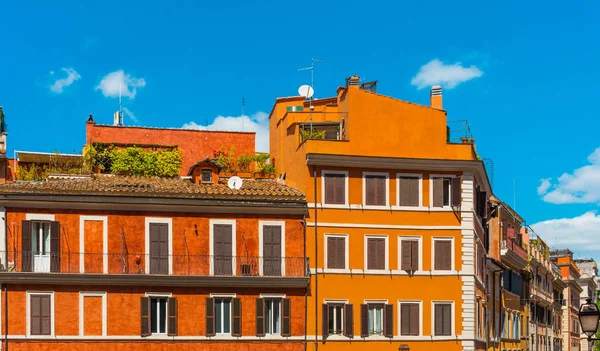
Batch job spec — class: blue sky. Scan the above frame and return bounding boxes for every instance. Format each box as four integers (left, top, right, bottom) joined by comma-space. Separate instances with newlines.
2, 1, 600, 259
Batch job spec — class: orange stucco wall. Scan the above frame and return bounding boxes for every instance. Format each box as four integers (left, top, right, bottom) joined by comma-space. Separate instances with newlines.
7, 342, 304, 351
85, 123, 256, 176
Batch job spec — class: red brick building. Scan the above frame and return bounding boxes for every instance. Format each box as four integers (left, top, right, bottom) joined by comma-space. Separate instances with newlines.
0, 169, 308, 350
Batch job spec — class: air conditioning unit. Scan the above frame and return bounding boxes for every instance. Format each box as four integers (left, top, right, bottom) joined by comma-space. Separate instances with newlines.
286, 106, 304, 112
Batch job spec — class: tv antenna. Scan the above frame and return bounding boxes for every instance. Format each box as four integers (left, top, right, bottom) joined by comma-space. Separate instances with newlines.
297, 58, 327, 99
297, 58, 326, 132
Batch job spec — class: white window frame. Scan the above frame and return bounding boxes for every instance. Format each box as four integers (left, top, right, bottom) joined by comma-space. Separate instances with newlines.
209, 219, 237, 276
431, 300, 455, 337
431, 237, 455, 272
79, 291, 107, 336
364, 299, 387, 336
26, 291, 55, 337
324, 234, 349, 273
258, 220, 286, 276
79, 216, 108, 274
325, 301, 346, 336
397, 236, 422, 272
363, 235, 389, 272
144, 217, 173, 275
428, 174, 457, 209
144, 292, 172, 336
362, 171, 389, 209
214, 297, 233, 335
264, 297, 282, 336
395, 173, 423, 209
397, 300, 423, 337
321, 170, 349, 207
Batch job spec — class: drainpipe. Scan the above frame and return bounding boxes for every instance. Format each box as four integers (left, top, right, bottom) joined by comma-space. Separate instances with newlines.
302, 213, 307, 351
313, 165, 318, 351
4, 283, 7, 351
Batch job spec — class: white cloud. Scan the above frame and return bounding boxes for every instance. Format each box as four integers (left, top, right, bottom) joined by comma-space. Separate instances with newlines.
182, 112, 268, 152
537, 178, 552, 196
531, 212, 600, 254
411, 59, 483, 89
542, 147, 600, 204
122, 107, 138, 123
49, 68, 81, 93
95, 70, 146, 99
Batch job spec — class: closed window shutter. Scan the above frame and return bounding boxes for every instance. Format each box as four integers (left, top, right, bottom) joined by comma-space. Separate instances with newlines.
443, 304, 451, 335
451, 177, 461, 207
409, 304, 419, 336
442, 241, 451, 270
401, 241, 412, 271
322, 304, 329, 339
408, 177, 419, 206
383, 304, 393, 338
367, 239, 376, 270
232, 298, 242, 337
255, 298, 265, 336
325, 175, 335, 204
282, 298, 291, 336
360, 304, 368, 338
434, 241, 443, 270
367, 176, 386, 206
334, 175, 345, 204
432, 178, 444, 207
400, 304, 410, 335
50, 221, 60, 273
205, 297, 215, 337
410, 241, 418, 270
344, 304, 354, 338
376, 238, 385, 270
167, 297, 178, 336
22, 220, 32, 272
376, 176, 386, 206
399, 177, 410, 206
367, 238, 385, 270
336, 238, 345, 269
366, 176, 375, 205
434, 304, 443, 335
40, 295, 51, 335
30, 295, 40, 335
140, 297, 150, 337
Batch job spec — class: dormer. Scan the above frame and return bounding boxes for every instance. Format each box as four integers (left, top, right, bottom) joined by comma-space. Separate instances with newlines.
187, 158, 222, 185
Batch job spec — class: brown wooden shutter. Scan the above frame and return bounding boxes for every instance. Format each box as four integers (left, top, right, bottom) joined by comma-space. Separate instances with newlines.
360, 304, 368, 338
400, 304, 409, 335
30, 295, 40, 335
451, 177, 461, 207
282, 298, 291, 336
344, 304, 354, 338
399, 177, 410, 206
327, 237, 336, 269
232, 298, 242, 337
433, 178, 444, 207
383, 304, 393, 338
443, 304, 451, 335
410, 241, 418, 271
376, 238, 385, 270
409, 304, 419, 336
167, 297, 178, 336
324, 174, 335, 204
366, 176, 375, 205
434, 304, 443, 335
22, 220, 32, 272
336, 237, 345, 269
367, 239, 376, 270
434, 241, 443, 270
322, 304, 329, 339
334, 175, 345, 204
140, 297, 150, 336
50, 221, 60, 273
40, 295, 51, 335
408, 177, 419, 206
442, 241, 451, 270
376, 176, 386, 206
205, 297, 215, 336
401, 241, 412, 271
255, 298, 265, 336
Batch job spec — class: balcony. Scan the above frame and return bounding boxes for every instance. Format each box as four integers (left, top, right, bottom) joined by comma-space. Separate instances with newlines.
296, 112, 349, 144
0, 252, 309, 288
501, 238, 528, 269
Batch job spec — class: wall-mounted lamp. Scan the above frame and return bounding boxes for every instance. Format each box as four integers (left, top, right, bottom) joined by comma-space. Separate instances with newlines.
398, 344, 410, 351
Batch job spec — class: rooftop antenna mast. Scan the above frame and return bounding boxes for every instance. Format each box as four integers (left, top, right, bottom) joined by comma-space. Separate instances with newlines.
297, 58, 326, 132
241, 97, 245, 132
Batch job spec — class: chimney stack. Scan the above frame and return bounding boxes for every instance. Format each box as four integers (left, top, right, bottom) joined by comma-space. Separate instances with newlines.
347, 75, 360, 87
430, 85, 443, 109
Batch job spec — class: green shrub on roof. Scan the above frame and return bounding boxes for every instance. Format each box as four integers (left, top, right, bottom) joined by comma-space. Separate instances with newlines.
109, 147, 182, 177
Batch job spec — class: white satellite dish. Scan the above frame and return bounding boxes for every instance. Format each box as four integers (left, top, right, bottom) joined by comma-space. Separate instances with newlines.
298, 85, 314, 99
228, 176, 243, 190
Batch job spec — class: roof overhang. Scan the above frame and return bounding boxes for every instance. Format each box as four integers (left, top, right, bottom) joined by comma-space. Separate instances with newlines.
306, 153, 492, 193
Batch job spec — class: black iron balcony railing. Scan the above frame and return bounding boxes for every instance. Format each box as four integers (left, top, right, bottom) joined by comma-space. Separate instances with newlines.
0, 251, 309, 278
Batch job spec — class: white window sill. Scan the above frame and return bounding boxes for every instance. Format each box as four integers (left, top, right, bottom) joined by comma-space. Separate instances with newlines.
323, 268, 350, 274
362, 205, 389, 210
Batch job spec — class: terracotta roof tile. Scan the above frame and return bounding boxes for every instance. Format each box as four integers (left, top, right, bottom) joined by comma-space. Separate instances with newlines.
0, 175, 305, 202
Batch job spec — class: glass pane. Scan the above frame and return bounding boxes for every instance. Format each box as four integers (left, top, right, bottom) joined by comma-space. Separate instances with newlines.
215, 299, 223, 333
150, 298, 158, 333
368, 306, 374, 334
223, 300, 231, 333
32, 222, 39, 253
273, 300, 280, 334
335, 306, 343, 334
328, 305, 335, 333
265, 300, 272, 334
159, 298, 167, 334
43, 223, 50, 254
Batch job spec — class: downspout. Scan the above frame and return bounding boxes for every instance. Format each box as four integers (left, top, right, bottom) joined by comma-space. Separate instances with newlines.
313, 165, 318, 351
4, 283, 7, 351
303, 213, 307, 351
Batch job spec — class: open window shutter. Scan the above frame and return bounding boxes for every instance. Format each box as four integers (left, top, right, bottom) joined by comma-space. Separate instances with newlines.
167, 297, 178, 336
481, 191, 488, 218
334, 175, 345, 204
50, 221, 60, 273
410, 304, 419, 336
411, 241, 418, 271
432, 178, 443, 207
451, 177, 461, 207
205, 297, 215, 337
21, 220, 32, 272
322, 304, 329, 339
401, 241, 411, 271
399, 177, 410, 206
383, 304, 393, 338
255, 298, 265, 336
140, 297, 150, 337
282, 298, 291, 336
400, 304, 409, 335
324, 175, 334, 204
344, 304, 354, 338
232, 298, 242, 337
408, 177, 419, 206
434, 304, 442, 335
360, 304, 368, 338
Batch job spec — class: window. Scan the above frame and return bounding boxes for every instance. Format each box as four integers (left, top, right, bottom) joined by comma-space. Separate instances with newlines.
363, 172, 388, 206
22, 221, 60, 273
433, 239, 452, 271
150, 298, 168, 334
431, 176, 460, 208
201, 169, 212, 183
397, 175, 420, 207
434, 303, 452, 336
215, 298, 231, 334
329, 304, 343, 334
141, 296, 177, 337
368, 304, 383, 335
326, 235, 347, 270
399, 302, 419, 336
322, 302, 354, 339
265, 299, 281, 334
360, 303, 393, 338
29, 293, 52, 335
400, 238, 419, 271
323, 171, 347, 205
256, 297, 291, 337
211, 220, 236, 276
365, 236, 387, 271
206, 297, 241, 336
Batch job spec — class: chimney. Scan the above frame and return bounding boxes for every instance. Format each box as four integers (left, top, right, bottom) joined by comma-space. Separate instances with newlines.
346, 75, 360, 87
113, 111, 124, 126
430, 85, 443, 109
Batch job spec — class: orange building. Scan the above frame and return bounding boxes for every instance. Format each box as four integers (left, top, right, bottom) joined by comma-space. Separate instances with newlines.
551, 249, 582, 351
0, 163, 309, 350
269, 77, 492, 351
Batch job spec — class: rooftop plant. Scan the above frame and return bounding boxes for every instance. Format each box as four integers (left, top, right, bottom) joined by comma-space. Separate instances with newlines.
85, 143, 182, 177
